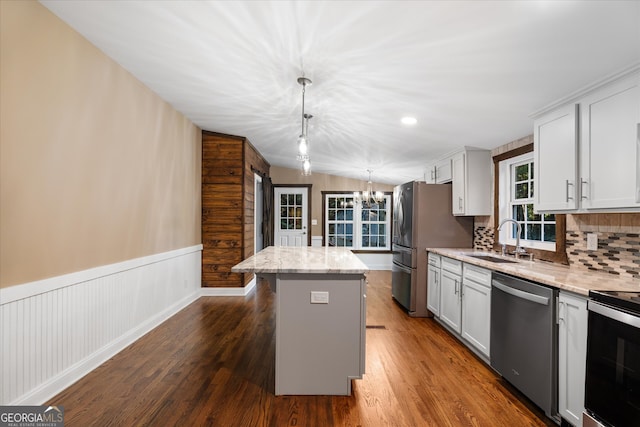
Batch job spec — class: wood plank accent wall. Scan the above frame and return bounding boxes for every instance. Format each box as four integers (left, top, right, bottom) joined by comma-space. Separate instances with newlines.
202, 131, 270, 287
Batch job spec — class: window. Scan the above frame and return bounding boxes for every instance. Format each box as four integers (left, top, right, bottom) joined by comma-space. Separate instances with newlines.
279, 193, 304, 230
501, 158, 556, 249
498, 152, 556, 251
326, 195, 355, 247
493, 144, 568, 264
324, 193, 391, 250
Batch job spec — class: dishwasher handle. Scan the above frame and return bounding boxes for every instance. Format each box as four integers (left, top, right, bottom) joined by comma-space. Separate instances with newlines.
492, 280, 549, 306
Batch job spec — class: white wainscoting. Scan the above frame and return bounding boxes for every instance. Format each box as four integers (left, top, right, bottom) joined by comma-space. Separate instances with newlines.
0, 245, 202, 405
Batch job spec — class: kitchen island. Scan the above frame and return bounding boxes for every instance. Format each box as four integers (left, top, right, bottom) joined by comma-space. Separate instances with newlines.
232, 246, 369, 395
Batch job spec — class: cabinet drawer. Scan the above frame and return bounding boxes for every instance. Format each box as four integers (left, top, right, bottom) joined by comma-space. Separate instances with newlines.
428, 252, 441, 268
441, 256, 462, 275
463, 263, 491, 288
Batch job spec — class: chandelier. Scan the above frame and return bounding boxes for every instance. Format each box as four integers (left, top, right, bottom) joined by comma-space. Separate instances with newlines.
355, 170, 384, 206
296, 76, 312, 176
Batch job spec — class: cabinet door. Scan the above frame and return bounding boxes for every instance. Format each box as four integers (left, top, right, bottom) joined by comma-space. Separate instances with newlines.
558, 292, 588, 427
424, 163, 436, 183
435, 158, 452, 183
580, 73, 640, 210
461, 280, 491, 358
427, 263, 440, 316
439, 269, 461, 333
534, 104, 578, 212
451, 153, 466, 215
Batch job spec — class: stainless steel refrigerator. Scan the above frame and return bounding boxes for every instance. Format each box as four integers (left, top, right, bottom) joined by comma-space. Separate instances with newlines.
391, 181, 473, 317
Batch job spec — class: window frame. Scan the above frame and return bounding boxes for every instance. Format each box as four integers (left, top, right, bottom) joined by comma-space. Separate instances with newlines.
498, 152, 556, 251
322, 191, 393, 252
493, 143, 568, 264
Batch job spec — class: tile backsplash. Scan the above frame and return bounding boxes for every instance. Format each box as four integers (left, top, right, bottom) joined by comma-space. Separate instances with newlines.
566, 231, 640, 279
473, 214, 640, 280
473, 226, 494, 252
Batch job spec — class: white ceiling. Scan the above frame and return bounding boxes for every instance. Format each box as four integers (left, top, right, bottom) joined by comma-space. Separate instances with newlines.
41, 0, 640, 185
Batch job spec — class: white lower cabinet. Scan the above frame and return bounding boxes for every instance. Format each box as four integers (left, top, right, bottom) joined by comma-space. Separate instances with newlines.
437, 258, 491, 360
461, 264, 492, 359
558, 291, 588, 427
439, 257, 462, 333
427, 253, 441, 316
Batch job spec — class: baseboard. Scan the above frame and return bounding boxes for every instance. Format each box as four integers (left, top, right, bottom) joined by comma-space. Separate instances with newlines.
200, 276, 257, 296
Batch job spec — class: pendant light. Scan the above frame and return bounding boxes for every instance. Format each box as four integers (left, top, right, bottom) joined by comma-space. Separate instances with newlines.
296, 76, 312, 175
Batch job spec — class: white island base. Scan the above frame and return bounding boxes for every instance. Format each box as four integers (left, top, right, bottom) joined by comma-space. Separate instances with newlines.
232, 247, 368, 396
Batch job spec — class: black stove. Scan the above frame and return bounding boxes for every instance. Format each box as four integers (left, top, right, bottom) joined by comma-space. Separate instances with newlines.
589, 289, 640, 316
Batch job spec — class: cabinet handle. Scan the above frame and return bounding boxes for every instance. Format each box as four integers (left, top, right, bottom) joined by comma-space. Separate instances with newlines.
431, 168, 436, 181
565, 180, 574, 202
458, 197, 463, 210
557, 301, 565, 324
580, 179, 588, 200
454, 280, 458, 295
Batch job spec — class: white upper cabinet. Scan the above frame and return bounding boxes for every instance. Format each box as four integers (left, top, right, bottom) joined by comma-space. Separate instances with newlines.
435, 158, 452, 183
533, 65, 640, 213
534, 104, 578, 211
424, 162, 436, 183
452, 148, 492, 216
424, 158, 452, 184
580, 73, 640, 210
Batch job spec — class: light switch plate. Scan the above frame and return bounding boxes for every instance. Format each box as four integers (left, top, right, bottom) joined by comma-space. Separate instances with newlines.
310, 291, 329, 304
587, 233, 598, 251
311, 219, 318, 226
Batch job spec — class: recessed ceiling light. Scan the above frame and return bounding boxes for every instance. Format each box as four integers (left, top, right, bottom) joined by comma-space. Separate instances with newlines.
401, 117, 417, 125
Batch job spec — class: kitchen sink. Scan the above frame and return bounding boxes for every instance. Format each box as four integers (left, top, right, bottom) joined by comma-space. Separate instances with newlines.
467, 254, 518, 264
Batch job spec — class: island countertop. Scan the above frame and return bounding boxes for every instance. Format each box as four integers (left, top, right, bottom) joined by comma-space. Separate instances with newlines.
231, 246, 369, 274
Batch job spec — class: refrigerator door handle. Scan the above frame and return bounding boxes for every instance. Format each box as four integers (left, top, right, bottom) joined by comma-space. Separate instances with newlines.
392, 261, 413, 275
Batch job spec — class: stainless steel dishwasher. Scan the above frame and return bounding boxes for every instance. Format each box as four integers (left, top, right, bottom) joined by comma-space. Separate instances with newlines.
491, 272, 558, 421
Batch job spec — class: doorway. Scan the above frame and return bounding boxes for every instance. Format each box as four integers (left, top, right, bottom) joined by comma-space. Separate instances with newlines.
274, 186, 310, 246
254, 173, 264, 252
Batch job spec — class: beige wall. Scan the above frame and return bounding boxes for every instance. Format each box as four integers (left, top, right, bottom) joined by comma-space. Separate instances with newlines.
270, 166, 394, 237
0, 2, 201, 288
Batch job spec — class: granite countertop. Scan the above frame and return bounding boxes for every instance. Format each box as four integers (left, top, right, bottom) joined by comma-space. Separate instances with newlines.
232, 246, 369, 274
428, 248, 639, 296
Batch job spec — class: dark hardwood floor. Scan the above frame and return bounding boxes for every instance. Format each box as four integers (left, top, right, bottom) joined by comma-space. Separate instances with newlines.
49, 271, 556, 426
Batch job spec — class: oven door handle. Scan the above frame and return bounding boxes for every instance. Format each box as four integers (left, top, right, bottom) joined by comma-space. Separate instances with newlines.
492, 280, 549, 306
588, 300, 640, 328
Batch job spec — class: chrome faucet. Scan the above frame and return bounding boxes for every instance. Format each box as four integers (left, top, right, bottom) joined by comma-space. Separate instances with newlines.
497, 218, 527, 258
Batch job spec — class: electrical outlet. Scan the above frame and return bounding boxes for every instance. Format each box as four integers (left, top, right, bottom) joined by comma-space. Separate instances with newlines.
310, 291, 329, 304
587, 233, 598, 251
